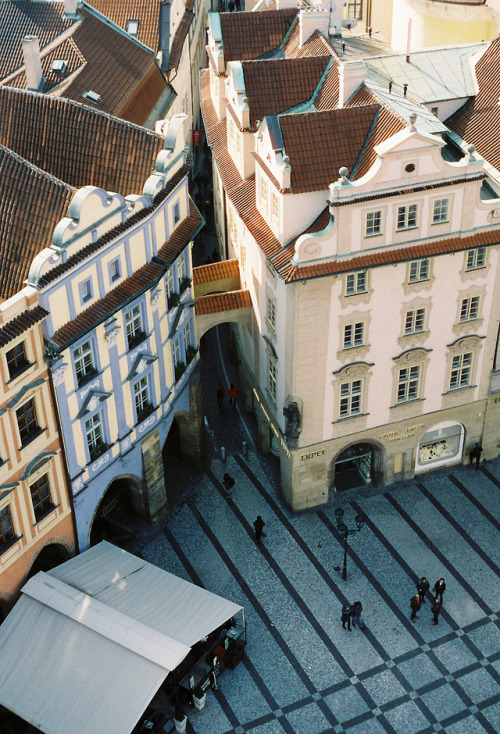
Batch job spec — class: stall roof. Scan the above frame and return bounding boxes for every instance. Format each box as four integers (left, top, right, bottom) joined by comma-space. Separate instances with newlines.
0, 542, 243, 734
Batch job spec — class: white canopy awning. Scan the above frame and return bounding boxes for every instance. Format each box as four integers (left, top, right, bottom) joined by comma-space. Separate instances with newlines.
0, 542, 243, 734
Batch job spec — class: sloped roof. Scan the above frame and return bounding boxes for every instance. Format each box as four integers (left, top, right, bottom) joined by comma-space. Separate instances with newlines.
446, 37, 500, 172
220, 8, 297, 62
195, 289, 252, 315
193, 258, 240, 285
86, 0, 161, 50
168, 3, 194, 73
0, 305, 49, 347
283, 23, 336, 60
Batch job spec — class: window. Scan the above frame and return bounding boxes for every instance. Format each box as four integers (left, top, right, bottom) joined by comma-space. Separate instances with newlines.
16, 399, 39, 445
344, 322, 364, 348
268, 357, 277, 403
405, 308, 425, 334
466, 248, 486, 270
409, 259, 429, 283
340, 380, 362, 418
266, 295, 276, 331
460, 296, 479, 322
173, 201, 180, 225
30, 474, 53, 522
431, 106, 439, 117
80, 278, 93, 304
0, 506, 15, 551
397, 365, 420, 403
182, 321, 191, 350
125, 305, 145, 349
166, 269, 174, 300
348, 0, 362, 19
433, 199, 449, 223
109, 258, 121, 282
85, 412, 104, 458
365, 211, 381, 236
134, 376, 151, 421
178, 256, 186, 283
172, 338, 182, 367
271, 192, 279, 223
449, 352, 472, 390
126, 19, 139, 36
73, 340, 95, 386
397, 204, 417, 230
346, 271, 367, 295
260, 175, 268, 211
6, 342, 29, 380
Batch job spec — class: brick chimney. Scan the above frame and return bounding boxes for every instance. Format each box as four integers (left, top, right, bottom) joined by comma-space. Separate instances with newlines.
299, 9, 330, 48
21, 36, 43, 92
338, 59, 367, 107
63, 0, 79, 17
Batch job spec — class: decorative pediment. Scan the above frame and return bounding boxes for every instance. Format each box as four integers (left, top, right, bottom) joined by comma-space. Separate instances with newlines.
7, 378, 45, 410
447, 335, 485, 353
0, 483, 18, 501
333, 361, 374, 377
393, 347, 432, 364
77, 389, 110, 419
168, 305, 185, 338
20, 451, 56, 481
127, 353, 157, 380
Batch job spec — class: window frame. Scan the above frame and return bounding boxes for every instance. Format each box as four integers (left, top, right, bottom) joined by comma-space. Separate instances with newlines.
173, 201, 181, 225
365, 210, 381, 237
16, 398, 40, 446
397, 365, 420, 403
408, 259, 430, 283
345, 271, 367, 296
404, 308, 425, 334
126, 19, 139, 37
6, 341, 30, 380
343, 322, 364, 348
85, 411, 105, 459
459, 296, 480, 322
108, 258, 121, 283
339, 379, 362, 418
79, 278, 93, 305
449, 352, 473, 390
0, 505, 16, 552
29, 473, 54, 523
397, 203, 418, 230
73, 339, 96, 386
125, 304, 145, 350
466, 247, 486, 271
432, 198, 449, 224
268, 356, 277, 404
266, 294, 276, 331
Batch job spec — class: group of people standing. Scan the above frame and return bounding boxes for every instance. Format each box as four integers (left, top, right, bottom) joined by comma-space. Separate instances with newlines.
411, 577, 446, 625
341, 601, 365, 631
215, 382, 238, 410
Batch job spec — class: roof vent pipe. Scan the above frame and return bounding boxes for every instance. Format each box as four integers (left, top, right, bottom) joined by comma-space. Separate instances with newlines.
64, 0, 79, 17
403, 83, 408, 97
406, 18, 412, 63
21, 36, 43, 91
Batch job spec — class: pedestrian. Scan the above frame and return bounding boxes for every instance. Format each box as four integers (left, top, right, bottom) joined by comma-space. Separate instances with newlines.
341, 603, 352, 631
235, 0, 241, 9
215, 383, 225, 409
228, 0, 235, 10
431, 596, 442, 625
416, 576, 430, 604
253, 515, 265, 543
469, 442, 483, 470
410, 592, 421, 621
223, 472, 235, 498
433, 578, 446, 601
351, 600, 365, 630
228, 384, 238, 409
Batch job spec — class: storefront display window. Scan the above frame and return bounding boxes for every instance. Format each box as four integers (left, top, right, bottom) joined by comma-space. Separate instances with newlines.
415, 422, 464, 472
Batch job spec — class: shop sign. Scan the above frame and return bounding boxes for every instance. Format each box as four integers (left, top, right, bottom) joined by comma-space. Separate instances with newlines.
192, 130, 202, 147
252, 387, 290, 457
379, 423, 425, 443
301, 450, 325, 461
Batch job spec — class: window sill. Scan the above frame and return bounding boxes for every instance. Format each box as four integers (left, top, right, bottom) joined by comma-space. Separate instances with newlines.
390, 398, 424, 409
127, 332, 148, 351
20, 426, 45, 449
33, 504, 58, 526
364, 232, 383, 239
396, 225, 418, 233
443, 385, 475, 395
335, 412, 368, 423
7, 361, 33, 383
431, 220, 449, 226
77, 370, 100, 388
0, 535, 22, 557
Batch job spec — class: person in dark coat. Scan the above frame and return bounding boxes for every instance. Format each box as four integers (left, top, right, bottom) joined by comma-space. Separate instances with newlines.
470, 442, 483, 470
351, 601, 365, 630
417, 576, 430, 604
341, 603, 352, 630
223, 473, 235, 498
410, 592, 421, 621
433, 578, 446, 601
431, 596, 442, 625
228, 384, 238, 409
215, 383, 225, 408
253, 516, 265, 543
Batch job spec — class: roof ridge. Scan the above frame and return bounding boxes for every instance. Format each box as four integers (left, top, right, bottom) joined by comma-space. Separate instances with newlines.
0, 141, 75, 193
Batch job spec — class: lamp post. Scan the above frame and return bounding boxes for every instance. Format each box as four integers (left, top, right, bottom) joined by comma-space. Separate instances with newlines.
334, 507, 365, 581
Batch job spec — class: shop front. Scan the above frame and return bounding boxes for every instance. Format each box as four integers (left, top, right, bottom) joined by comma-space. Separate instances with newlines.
334, 442, 377, 491
415, 421, 464, 473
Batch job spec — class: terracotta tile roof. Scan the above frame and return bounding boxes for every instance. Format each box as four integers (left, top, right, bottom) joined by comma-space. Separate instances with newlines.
282, 24, 336, 60
51, 261, 165, 347
168, 5, 194, 73
118, 64, 170, 126
0, 87, 165, 195
279, 105, 379, 193
252, 151, 290, 193
195, 289, 252, 315
219, 9, 298, 62
156, 200, 203, 263
0, 306, 49, 348
3, 7, 167, 121
231, 176, 283, 259
446, 37, 500, 172
0, 143, 74, 300
283, 226, 500, 283
86, 0, 161, 50
314, 57, 341, 110
271, 206, 331, 271
0, 1, 76, 80
241, 56, 330, 129
193, 258, 240, 285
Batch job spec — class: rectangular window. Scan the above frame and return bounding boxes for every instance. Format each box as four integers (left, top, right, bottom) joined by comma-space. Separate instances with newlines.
178, 256, 186, 283
260, 175, 268, 212
365, 211, 381, 236
85, 412, 104, 456
348, 0, 362, 19
73, 340, 95, 386
344, 322, 364, 348
433, 199, 449, 223
268, 357, 277, 403
460, 296, 479, 322
397, 204, 418, 230
266, 295, 276, 330
346, 271, 367, 295
449, 352, 472, 389
173, 201, 181, 225
30, 474, 53, 522
272, 192, 279, 223
409, 259, 429, 283
125, 305, 144, 349
126, 19, 139, 36
16, 399, 39, 445
6, 342, 29, 380
172, 338, 182, 367
0, 505, 15, 550
466, 247, 486, 270
397, 365, 420, 403
166, 269, 174, 300
405, 308, 425, 334
134, 376, 151, 418
182, 321, 191, 350
80, 278, 93, 304
340, 380, 362, 418
109, 258, 121, 282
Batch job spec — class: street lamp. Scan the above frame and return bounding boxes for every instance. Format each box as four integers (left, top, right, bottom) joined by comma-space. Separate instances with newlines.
334, 507, 365, 581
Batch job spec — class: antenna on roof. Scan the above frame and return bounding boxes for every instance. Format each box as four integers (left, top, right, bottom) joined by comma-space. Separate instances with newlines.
406, 18, 412, 63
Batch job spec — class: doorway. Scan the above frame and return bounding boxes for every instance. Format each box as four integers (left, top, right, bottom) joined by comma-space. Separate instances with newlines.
334, 442, 376, 491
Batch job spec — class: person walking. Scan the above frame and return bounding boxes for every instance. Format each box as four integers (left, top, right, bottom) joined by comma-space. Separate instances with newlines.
223, 473, 235, 498
417, 576, 430, 604
410, 592, 421, 622
341, 603, 352, 631
431, 596, 442, 625
469, 442, 483, 470
433, 578, 446, 601
253, 516, 265, 544
228, 384, 238, 409
215, 383, 225, 409
351, 601, 365, 630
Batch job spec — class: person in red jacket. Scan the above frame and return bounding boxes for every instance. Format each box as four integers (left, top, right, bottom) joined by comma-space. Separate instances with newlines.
410, 592, 421, 621
228, 384, 238, 409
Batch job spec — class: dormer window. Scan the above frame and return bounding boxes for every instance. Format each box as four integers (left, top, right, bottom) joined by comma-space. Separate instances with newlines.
50, 59, 67, 74
83, 90, 101, 104
126, 20, 139, 37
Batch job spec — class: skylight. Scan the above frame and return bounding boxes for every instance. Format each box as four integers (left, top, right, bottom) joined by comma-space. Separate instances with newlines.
126, 20, 139, 37
50, 59, 67, 74
83, 90, 101, 104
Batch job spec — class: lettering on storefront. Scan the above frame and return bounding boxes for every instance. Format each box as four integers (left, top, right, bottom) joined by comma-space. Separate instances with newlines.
495, 397, 500, 403
252, 388, 290, 458
379, 424, 425, 442
301, 450, 326, 461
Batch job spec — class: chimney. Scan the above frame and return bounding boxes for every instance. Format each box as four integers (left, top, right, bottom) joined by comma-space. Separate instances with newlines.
299, 8, 330, 48
21, 36, 43, 92
158, 0, 171, 73
63, 0, 79, 18
338, 59, 366, 107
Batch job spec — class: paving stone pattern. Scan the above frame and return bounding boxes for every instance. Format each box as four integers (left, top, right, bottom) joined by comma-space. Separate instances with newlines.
140, 443, 500, 734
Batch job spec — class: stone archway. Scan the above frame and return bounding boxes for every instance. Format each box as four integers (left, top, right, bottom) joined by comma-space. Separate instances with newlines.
332, 441, 383, 492
27, 541, 72, 580
89, 475, 143, 547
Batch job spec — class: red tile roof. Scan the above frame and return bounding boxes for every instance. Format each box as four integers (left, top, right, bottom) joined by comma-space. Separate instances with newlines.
195, 289, 252, 315
156, 200, 203, 263
168, 5, 194, 74
282, 23, 336, 60
86, 0, 162, 50
0, 306, 49, 348
219, 9, 298, 62
193, 259, 240, 285
446, 37, 500, 173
